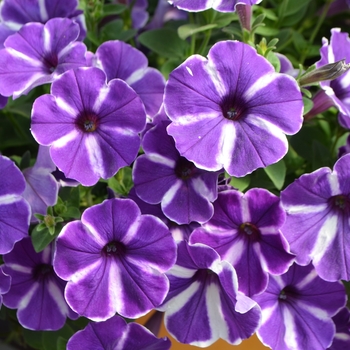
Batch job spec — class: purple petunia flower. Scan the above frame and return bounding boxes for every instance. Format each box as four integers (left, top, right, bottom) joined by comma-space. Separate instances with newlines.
53, 198, 176, 321
0, 155, 30, 254
281, 153, 350, 281
133, 119, 219, 224
67, 314, 171, 350
254, 263, 347, 350
0, 266, 11, 309
168, 0, 263, 13
2, 237, 77, 330
159, 241, 261, 346
316, 28, 350, 129
129, 187, 200, 242
94, 40, 165, 118
164, 40, 303, 177
23, 146, 59, 223
329, 307, 350, 350
0, 0, 86, 46
0, 18, 87, 99
31, 67, 146, 186
190, 188, 295, 296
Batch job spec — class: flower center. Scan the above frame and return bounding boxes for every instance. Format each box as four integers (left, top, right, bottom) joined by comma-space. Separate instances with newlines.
329, 194, 350, 213
220, 95, 245, 121
43, 52, 59, 73
175, 157, 196, 180
239, 222, 260, 241
102, 241, 126, 257
278, 285, 299, 302
32, 263, 53, 281
76, 111, 100, 132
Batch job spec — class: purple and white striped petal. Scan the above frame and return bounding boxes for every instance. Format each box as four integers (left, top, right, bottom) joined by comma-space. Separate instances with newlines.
31, 67, 146, 186
2, 237, 77, 330
94, 40, 165, 117
190, 188, 294, 296
160, 241, 261, 346
254, 263, 346, 350
329, 307, 350, 350
133, 120, 219, 224
281, 153, 350, 281
0, 155, 30, 254
67, 315, 171, 350
165, 40, 303, 177
168, 0, 263, 13
0, 0, 86, 42
0, 18, 86, 98
54, 198, 176, 321
23, 146, 59, 223
0, 267, 11, 308
317, 28, 350, 129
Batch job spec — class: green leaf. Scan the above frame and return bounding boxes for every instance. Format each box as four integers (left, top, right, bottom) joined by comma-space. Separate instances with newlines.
31, 223, 61, 252
177, 23, 217, 40
263, 159, 286, 190
100, 19, 123, 41
61, 206, 81, 219
266, 51, 280, 72
42, 324, 74, 350
108, 166, 133, 196
23, 329, 44, 350
229, 175, 251, 192
59, 187, 80, 208
302, 96, 314, 115
280, 0, 312, 17
214, 12, 238, 27
138, 29, 188, 59
254, 26, 279, 37
101, 3, 127, 17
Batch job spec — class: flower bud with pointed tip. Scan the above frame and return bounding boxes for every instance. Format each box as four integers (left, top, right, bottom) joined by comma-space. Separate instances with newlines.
299, 59, 350, 86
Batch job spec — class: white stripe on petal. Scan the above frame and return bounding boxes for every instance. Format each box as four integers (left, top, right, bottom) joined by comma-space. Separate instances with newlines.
328, 173, 340, 196
205, 283, 229, 343
295, 268, 318, 290
55, 97, 78, 116
223, 237, 244, 265
327, 40, 335, 64
82, 223, 108, 247
297, 301, 329, 319
339, 71, 350, 90
18, 282, 38, 309
43, 26, 51, 52
0, 194, 23, 205
191, 177, 212, 200
108, 261, 123, 310
126, 68, 146, 85
93, 86, 109, 112
241, 195, 250, 223
85, 135, 103, 173
282, 305, 298, 350
70, 258, 102, 283
312, 214, 338, 264
334, 333, 350, 341
5, 263, 31, 274
261, 304, 278, 323
221, 121, 236, 168
53, 129, 80, 148
162, 181, 182, 207
247, 115, 287, 142
205, 61, 227, 98
47, 280, 69, 316
271, 275, 285, 290
123, 219, 140, 246
165, 281, 201, 317
146, 153, 175, 168
38, 0, 48, 21
243, 74, 277, 101
6, 48, 42, 66
283, 203, 328, 214
168, 264, 196, 279
259, 226, 279, 234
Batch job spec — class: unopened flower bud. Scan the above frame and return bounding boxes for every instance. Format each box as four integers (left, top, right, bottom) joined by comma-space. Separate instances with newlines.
299, 59, 350, 86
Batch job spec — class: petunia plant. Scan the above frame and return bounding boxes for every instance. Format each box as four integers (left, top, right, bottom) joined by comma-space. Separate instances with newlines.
2, 0, 350, 349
